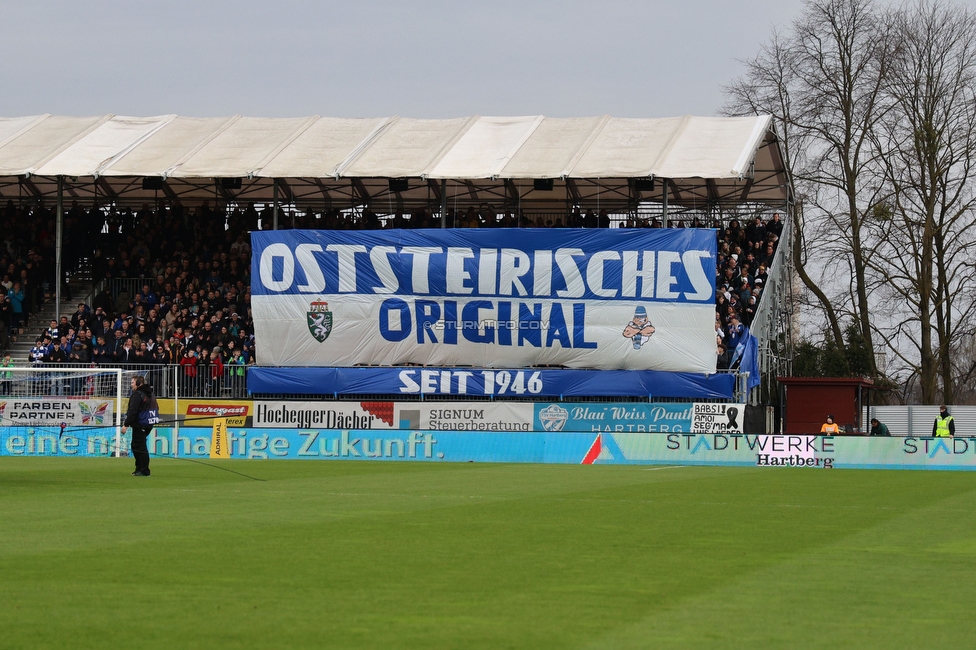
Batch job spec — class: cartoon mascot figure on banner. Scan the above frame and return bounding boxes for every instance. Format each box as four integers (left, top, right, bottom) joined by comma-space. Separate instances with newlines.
622, 306, 655, 350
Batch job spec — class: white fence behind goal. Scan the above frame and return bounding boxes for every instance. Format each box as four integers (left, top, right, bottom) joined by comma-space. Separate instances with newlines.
0, 366, 126, 457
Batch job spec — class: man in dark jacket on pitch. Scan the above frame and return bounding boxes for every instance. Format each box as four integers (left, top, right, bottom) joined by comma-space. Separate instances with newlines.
121, 376, 159, 477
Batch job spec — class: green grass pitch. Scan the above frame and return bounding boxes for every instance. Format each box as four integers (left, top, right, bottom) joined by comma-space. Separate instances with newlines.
2, 458, 975, 649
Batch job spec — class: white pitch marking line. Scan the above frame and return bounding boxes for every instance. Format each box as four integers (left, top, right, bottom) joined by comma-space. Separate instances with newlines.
642, 466, 682, 471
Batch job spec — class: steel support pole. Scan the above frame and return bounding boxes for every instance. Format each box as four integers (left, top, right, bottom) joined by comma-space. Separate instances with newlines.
440, 179, 447, 228
661, 177, 668, 222
273, 179, 279, 230
55, 176, 63, 318
173, 364, 179, 454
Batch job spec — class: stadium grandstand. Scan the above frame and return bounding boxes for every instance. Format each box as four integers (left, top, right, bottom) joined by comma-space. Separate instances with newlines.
0, 114, 791, 412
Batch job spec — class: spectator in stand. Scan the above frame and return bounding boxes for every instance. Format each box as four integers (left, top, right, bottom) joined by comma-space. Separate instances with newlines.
57, 316, 71, 339
70, 303, 90, 330
7, 281, 24, 329
141, 284, 158, 309
18, 268, 34, 324
69, 331, 92, 365
209, 347, 224, 396
745, 215, 767, 247
0, 351, 12, 394
228, 348, 245, 395
716, 343, 732, 370
180, 348, 198, 391
158, 339, 178, 365
133, 341, 150, 363
115, 338, 137, 364
727, 316, 745, 351
93, 335, 112, 365
169, 336, 184, 361
0, 295, 11, 342
754, 264, 769, 287
29, 338, 46, 364
45, 339, 67, 364
742, 295, 757, 327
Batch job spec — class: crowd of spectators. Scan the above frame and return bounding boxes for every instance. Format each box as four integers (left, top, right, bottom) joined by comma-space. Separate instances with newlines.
2, 198, 783, 383
0, 200, 61, 348
17, 200, 254, 395
714, 212, 784, 370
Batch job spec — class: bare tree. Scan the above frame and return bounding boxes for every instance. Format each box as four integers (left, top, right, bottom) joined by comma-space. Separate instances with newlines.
872, 1, 976, 403
727, 0, 976, 404
725, 0, 891, 377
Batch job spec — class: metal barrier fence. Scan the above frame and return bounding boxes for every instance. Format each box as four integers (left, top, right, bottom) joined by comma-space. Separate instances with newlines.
11, 362, 247, 400
8, 362, 745, 403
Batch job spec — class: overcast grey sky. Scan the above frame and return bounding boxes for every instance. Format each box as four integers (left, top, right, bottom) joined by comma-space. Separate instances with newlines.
0, 0, 961, 119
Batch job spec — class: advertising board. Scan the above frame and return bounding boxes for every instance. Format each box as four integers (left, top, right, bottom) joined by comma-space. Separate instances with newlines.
156, 399, 253, 427
4, 426, 976, 471
253, 401, 395, 429
533, 402, 745, 433
0, 397, 115, 427
253, 400, 532, 431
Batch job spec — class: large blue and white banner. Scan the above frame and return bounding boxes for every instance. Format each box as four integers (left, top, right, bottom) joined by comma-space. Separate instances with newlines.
251, 229, 717, 372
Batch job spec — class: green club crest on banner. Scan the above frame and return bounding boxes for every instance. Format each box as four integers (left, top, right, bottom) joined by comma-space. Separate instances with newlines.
307, 301, 333, 342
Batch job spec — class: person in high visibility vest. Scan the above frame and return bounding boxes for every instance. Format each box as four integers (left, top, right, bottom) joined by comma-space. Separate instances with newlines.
933, 405, 955, 437
821, 414, 842, 435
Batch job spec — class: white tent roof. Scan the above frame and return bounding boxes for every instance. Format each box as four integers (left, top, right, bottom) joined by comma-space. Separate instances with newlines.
0, 114, 789, 207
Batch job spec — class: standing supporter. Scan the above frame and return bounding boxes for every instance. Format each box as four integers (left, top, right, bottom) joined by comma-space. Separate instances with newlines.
716, 344, 732, 370
745, 216, 767, 247
69, 331, 92, 365
70, 302, 90, 330
228, 348, 245, 396
158, 340, 178, 365
198, 321, 215, 349
29, 338, 46, 364
141, 284, 158, 309
7, 281, 24, 329
92, 336, 112, 365
115, 338, 137, 364
0, 351, 12, 394
727, 317, 745, 351
180, 349, 199, 393
0, 295, 11, 344
92, 286, 114, 316
57, 316, 71, 339
209, 347, 224, 396
133, 341, 150, 363
197, 347, 212, 396
45, 339, 67, 364
18, 269, 33, 324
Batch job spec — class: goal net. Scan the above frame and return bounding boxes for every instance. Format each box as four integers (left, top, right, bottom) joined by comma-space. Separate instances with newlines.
0, 366, 127, 457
